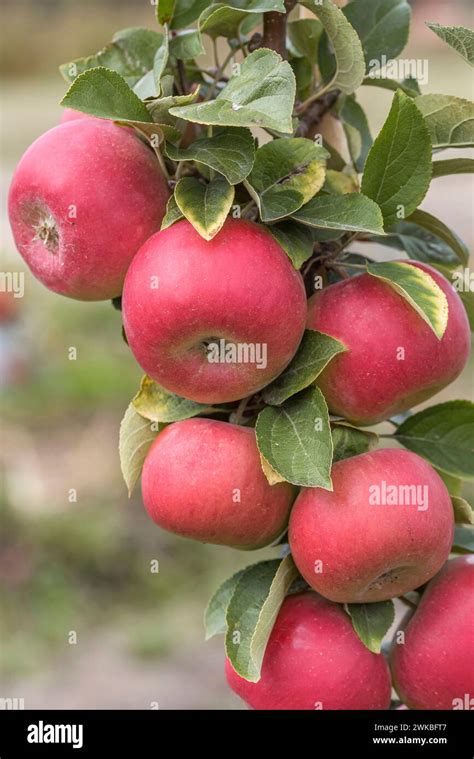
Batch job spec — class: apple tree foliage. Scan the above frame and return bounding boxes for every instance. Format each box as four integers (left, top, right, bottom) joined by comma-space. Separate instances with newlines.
59, 0, 474, 685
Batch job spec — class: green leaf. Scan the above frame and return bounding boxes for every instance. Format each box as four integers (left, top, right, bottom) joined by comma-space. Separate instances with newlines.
361, 75, 421, 98
225, 556, 298, 682
432, 158, 474, 179
452, 525, 474, 553
344, 0, 411, 68
452, 496, 474, 525
332, 424, 378, 462
175, 175, 234, 240
262, 330, 346, 406
133, 70, 158, 100
245, 139, 328, 222
347, 600, 395, 654
406, 209, 469, 266
170, 0, 210, 30
307, 0, 366, 95
290, 56, 313, 100
157, 0, 176, 25
204, 568, 246, 640
161, 194, 185, 230
256, 386, 333, 488
199, 1, 284, 39
339, 95, 372, 172
60, 67, 152, 123
287, 18, 323, 63
166, 127, 255, 184
361, 90, 432, 226
395, 401, 474, 480
415, 95, 474, 149
292, 192, 385, 234
368, 210, 469, 268
169, 48, 296, 134
366, 260, 448, 339
426, 23, 474, 66
132, 375, 211, 422
458, 288, 474, 332
154, 35, 169, 93
323, 169, 358, 194
119, 403, 160, 497
59, 27, 164, 87
148, 90, 200, 136
169, 29, 205, 60
267, 221, 315, 269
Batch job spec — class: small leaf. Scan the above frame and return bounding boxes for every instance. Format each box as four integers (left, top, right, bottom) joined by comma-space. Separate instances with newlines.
119, 403, 160, 497
452, 496, 474, 525
59, 27, 164, 86
407, 209, 469, 266
132, 375, 211, 422
225, 556, 298, 682
161, 194, 184, 230
361, 76, 421, 98
432, 158, 474, 178
415, 95, 474, 149
170, 0, 210, 30
204, 568, 246, 640
292, 192, 385, 234
174, 175, 234, 240
452, 525, 474, 553
395, 401, 474, 480
426, 23, 474, 66
361, 90, 432, 226
287, 18, 323, 63
246, 139, 328, 222
262, 330, 346, 406
169, 29, 205, 60
344, 0, 411, 68
323, 170, 358, 195
169, 48, 296, 134
339, 95, 372, 172
305, 0, 365, 95
199, 1, 284, 39
157, 0, 176, 25
332, 424, 378, 462
256, 386, 333, 488
347, 601, 395, 654
61, 67, 152, 123
366, 260, 448, 339
154, 34, 169, 92
267, 221, 315, 269
166, 127, 255, 185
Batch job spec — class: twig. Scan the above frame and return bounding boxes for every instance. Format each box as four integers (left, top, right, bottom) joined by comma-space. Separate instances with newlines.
261, 0, 297, 58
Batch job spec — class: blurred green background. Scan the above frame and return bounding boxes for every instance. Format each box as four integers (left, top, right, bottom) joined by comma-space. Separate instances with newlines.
0, 0, 473, 709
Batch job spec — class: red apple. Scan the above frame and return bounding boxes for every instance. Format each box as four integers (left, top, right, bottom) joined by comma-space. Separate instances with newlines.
141, 418, 295, 548
122, 218, 307, 403
307, 261, 470, 425
391, 556, 474, 710
289, 449, 454, 603
8, 119, 169, 301
226, 592, 392, 709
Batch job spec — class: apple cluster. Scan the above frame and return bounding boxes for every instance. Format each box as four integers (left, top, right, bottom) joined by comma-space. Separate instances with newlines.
8, 110, 472, 711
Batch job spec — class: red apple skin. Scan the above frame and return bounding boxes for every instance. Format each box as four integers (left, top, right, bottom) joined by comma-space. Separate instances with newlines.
225, 592, 392, 710
289, 449, 454, 603
8, 119, 170, 301
122, 218, 307, 403
391, 556, 474, 710
307, 261, 470, 425
60, 108, 91, 123
141, 418, 296, 549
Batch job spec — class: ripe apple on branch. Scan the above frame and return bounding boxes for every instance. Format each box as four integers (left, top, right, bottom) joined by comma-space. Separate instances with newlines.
8, 0, 474, 710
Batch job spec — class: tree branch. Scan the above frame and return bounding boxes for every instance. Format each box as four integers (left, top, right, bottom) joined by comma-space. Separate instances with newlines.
295, 90, 340, 138
261, 0, 296, 58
